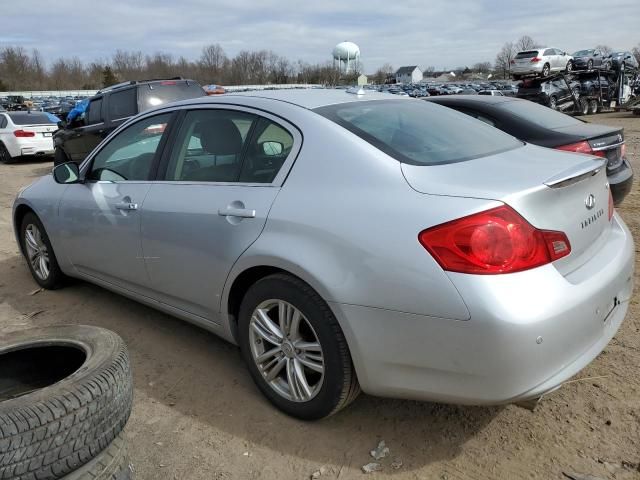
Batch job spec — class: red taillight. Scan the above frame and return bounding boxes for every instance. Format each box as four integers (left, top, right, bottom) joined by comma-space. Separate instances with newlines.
418, 205, 571, 275
530, 57, 542, 63
13, 129, 35, 138
555, 140, 605, 158
608, 189, 614, 220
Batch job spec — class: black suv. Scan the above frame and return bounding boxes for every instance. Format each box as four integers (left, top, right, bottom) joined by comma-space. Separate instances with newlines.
54, 78, 206, 165
516, 77, 580, 110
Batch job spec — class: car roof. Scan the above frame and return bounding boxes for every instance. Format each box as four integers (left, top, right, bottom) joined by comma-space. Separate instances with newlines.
426, 95, 517, 106
219, 88, 403, 109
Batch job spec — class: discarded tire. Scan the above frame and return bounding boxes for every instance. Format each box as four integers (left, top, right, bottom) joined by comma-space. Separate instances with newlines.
61, 433, 134, 480
0, 325, 134, 480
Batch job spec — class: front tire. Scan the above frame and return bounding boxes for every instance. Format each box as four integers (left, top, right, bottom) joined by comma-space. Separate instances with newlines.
566, 61, 573, 73
587, 59, 593, 70
549, 95, 558, 110
238, 274, 360, 420
20, 212, 66, 289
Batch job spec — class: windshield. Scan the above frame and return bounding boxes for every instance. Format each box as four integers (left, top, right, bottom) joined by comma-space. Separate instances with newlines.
314, 100, 522, 166
573, 50, 593, 56
515, 51, 539, 59
137, 82, 205, 111
497, 99, 583, 129
8, 112, 57, 125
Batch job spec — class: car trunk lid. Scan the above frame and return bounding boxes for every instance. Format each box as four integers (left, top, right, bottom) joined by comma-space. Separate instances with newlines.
553, 124, 625, 171
401, 143, 612, 275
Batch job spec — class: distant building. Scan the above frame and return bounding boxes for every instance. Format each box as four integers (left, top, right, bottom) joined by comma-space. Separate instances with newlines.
357, 74, 368, 86
395, 66, 423, 84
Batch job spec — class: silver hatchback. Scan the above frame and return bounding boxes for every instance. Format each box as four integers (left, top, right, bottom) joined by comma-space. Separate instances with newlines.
512, 47, 574, 78
13, 90, 634, 419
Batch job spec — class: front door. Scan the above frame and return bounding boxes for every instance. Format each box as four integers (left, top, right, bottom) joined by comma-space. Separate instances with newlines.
141, 107, 299, 321
58, 112, 173, 293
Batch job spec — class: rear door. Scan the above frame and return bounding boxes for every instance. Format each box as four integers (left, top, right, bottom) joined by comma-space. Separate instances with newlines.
58, 112, 174, 293
140, 106, 301, 321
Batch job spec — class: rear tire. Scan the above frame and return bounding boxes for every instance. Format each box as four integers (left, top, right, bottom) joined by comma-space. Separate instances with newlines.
54, 147, 70, 166
238, 273, 360, 420
566, 61, 573, 73
587, 59, 594, 70
549, 95, 558, 110
578, 98, 589, 115
0, 143, 14, 164
541, 63, 551, 77
588, 99, 599, 114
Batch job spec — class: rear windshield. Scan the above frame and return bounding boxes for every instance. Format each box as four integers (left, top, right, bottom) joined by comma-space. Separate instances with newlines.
497, 99, 583, 129
8, 112, 57, 125
137, 82, 205, 111
314, 100, 522, 166
515, 51, 539, 59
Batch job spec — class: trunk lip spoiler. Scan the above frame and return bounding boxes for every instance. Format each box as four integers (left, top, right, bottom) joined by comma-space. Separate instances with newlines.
544, 158, 607, 189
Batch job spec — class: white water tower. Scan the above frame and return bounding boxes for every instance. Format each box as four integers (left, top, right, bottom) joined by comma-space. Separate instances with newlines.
333, 41, 360, 74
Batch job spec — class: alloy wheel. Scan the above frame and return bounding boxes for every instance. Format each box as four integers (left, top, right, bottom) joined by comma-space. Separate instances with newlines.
566, 61, 573, 72
24, 224, 50, 281
542, 64, 550, 77
587, 60, 593, 70
249, 299, 324, 402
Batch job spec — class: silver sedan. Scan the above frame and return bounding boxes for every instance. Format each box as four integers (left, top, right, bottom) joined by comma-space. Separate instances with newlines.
12, 90, 634, 419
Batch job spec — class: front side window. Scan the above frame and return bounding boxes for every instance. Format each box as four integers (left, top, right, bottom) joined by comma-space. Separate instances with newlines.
87, 98, 103, 124
87, 113, 171, 182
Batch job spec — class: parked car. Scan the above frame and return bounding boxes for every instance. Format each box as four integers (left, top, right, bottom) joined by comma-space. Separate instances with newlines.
53, 78, 206, 165
571, 49, 606, 70
0, 111, 58, 163
602, 51, 639, 71
478, 90, 504, 96
579, 75, 612, 99
458, 88, 478, 95
426, 95, 633, 204
14, 89, 634, 419
516, 77, 580, 110
511, 48, 574, 79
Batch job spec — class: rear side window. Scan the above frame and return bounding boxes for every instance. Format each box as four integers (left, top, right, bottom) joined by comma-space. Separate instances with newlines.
87, 99, 103, 124
7, 113, 56, 125
315, 100, 522, 166
137, 82, 205, 112
515, 51, 539, 59
108, 88, 137, 120
0, 116, 7, 128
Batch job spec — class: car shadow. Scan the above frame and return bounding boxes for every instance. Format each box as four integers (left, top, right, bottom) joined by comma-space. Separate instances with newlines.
0, 254, 501, 472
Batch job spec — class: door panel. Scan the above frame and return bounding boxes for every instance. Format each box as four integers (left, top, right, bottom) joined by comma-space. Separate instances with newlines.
58, 182, 151, 290
141, 184, 279, 320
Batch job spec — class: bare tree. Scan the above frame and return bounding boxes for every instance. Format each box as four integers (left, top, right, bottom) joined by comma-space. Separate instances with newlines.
371, 63, 394, 84
596, 45, 613, 56
495, 41, 516, 79
633, 44, 640, 65
472, 62, 492, 73
199, 44, 227, 83
112, 50, 145, 80
516, 35, 539, 52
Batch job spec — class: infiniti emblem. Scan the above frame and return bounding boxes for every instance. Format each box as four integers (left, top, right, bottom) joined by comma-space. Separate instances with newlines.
585, 194, 596, 210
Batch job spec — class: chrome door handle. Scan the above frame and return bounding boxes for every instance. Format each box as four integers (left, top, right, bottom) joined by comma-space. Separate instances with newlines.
115, 202, 138, 211
218, 207, 256, 218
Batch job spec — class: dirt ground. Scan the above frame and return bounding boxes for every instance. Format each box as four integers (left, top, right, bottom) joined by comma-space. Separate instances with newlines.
1, 112, 639, 480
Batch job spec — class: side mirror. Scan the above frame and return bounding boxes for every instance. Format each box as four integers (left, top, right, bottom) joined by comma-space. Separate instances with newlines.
261, 141, 284, 156
53, 162, 81, 184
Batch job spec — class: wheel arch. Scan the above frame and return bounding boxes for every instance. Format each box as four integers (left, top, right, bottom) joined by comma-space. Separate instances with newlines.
223, 260, 337, 344
13, 203, 37, 255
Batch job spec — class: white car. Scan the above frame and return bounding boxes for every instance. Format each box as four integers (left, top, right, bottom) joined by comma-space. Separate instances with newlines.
511, 48, 574, 79
0, 111, 58, 163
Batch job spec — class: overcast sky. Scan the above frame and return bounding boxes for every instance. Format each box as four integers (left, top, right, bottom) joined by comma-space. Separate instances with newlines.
2, 0, 639, 72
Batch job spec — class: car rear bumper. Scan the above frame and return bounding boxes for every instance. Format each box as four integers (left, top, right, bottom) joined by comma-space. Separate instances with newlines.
6, 138, 55, 157
332, 215, 634, 405
511, 64, 544, 75
609, 159, 633, 205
